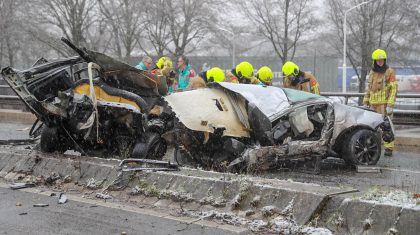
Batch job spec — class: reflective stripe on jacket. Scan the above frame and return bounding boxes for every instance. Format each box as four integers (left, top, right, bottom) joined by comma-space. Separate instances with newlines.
363, 68, 397, 106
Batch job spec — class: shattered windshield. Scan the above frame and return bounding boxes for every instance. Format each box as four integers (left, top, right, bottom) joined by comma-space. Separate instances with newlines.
282, 88, 321, 103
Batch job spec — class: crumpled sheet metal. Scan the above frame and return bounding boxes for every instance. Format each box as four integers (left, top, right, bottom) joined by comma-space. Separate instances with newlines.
212, 82, 290, 122
331, 102, 384, 145
165, 88, 250, 138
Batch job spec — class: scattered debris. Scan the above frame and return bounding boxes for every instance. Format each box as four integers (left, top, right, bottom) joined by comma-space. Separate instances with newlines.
245, 210, 255, 216
33, 204, 49, 207
58, 193, 68, 204
413, 193, 420, 199
9, 182, 35, 190
271, 216, 299, 234
63, 175, 72, 183
86, 178, 106, 189
361, 188, 420, 207
250, 195, 261, 207
44, 172, 60, 185
261, 205, 279, 217
95, 193, 113, 200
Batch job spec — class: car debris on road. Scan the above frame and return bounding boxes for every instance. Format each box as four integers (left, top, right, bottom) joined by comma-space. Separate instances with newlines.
58, 193, 68, 204
9, 182, 36, 190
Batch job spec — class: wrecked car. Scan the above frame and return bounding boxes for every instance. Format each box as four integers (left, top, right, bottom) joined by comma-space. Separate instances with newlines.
0, 38, 171, 158
163, 82, 395, 172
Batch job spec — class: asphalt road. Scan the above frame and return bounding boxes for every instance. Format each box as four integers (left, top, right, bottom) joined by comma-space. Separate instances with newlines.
0, 186, 246, 235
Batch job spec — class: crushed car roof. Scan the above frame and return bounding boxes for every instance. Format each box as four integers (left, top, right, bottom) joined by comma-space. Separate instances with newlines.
210, 82, 291, 121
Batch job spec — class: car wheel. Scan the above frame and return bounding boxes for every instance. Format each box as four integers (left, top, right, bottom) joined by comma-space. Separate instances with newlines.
40, 126, 68, 153
343, 129, 381, 166
132, 133, 167, 159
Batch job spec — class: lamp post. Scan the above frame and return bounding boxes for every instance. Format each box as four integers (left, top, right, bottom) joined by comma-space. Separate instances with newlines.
342, 0, 376, 93
215, 26, 235, 68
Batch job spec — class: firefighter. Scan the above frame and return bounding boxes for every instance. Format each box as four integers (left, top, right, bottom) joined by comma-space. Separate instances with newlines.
151, 56, 176, 93
189, 67, 226, 89
256, 66, 273, 86
226, 61, 261, 84
282, 61, 320, 95
363, 49, 397, 156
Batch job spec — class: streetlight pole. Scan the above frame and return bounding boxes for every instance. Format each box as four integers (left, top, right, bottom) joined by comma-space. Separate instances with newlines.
342, 0, 376, 93
214, 26, 235, 68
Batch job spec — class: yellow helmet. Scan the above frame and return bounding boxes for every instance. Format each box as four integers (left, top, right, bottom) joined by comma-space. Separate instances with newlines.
235, 61, 254, 79
256, 66, 273, 84
156, 56, 172, 69
372, 49, 387, 60
282, 61, 299, 77
206, 67, 225, 82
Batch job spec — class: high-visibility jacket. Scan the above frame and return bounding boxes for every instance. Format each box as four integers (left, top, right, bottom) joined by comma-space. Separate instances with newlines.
363, 68, 397, 107
283, 72, 320, 95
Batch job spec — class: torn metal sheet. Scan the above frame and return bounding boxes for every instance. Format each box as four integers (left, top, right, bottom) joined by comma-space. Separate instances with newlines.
165, 88, 250, 138
211, 82, 290, 121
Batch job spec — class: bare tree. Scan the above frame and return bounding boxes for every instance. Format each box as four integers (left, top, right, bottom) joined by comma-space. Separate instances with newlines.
327, 0, 416, 94
29, 0, 98, 52
239, 0, 317, 64
139, 0, 172, 57
98, 0, 143, 59
0, 0, 21, 67
165, 0, 218, 58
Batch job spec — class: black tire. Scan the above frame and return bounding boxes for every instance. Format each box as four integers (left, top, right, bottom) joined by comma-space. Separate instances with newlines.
132, 133, 167, 159
40, 126, 68, 153
342, 129, 381, 166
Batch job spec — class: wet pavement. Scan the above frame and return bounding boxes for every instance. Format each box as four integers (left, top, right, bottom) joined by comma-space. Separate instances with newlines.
0, 185, 248, 235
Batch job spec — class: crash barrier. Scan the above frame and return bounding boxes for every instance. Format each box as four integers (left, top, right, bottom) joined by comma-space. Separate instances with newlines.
321, 92, 420, 126
1, 93, 420, 125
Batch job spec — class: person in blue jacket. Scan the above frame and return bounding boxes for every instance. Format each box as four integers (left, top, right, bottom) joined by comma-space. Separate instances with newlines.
176, 55, 196, 91
135, 56, 153, 71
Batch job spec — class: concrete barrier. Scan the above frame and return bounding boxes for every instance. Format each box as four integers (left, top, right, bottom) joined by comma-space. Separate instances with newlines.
1, 147, 419, 234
